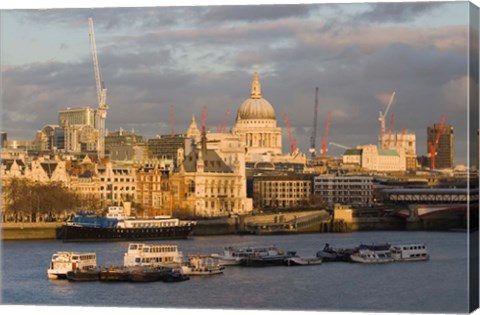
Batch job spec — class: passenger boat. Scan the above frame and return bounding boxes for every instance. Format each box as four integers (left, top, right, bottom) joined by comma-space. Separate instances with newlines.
240, 246, 296, 267
210, 246, 281, 266
350, 249, 394, 264
181, 255, 224, 276
66, 268, 101, 281
390, 243, 429, 262
58, 206, 196, 242
124, 243, 183, 268
284, 256, 323, 266
47, 252, 97, 279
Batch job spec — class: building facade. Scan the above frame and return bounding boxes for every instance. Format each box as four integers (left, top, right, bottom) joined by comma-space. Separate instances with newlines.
253, 173, 313, 209
343, 144, 406, 172
314, 175, 374, 208
427, 123, 454, 169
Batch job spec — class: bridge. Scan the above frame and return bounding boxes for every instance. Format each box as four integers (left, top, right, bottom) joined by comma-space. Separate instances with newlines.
384, 188, 478, 204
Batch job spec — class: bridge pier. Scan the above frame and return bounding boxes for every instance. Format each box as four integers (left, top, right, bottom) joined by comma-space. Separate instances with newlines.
406, 204, 423, 230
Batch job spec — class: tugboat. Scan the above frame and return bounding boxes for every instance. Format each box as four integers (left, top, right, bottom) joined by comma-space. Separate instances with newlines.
316, 243, 355, 262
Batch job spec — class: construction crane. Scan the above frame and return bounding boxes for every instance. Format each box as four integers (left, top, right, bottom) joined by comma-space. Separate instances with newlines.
329, 142, 350, 150
170, 104, 175, 136
309, 87, 319, 158
284, 112, 297, 154
216, 110, 230, 133
428, 114, 447, 169
378, 91, 395, 149
320, 112, 331, 157
88, 17, 107, 159
386, 113, 394, 148
201, 105, 207, 131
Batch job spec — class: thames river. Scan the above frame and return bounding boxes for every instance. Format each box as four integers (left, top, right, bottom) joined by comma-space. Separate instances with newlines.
0, 231, 470, 313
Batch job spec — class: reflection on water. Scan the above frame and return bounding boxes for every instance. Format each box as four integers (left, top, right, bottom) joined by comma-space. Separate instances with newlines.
1, 231, 469, 313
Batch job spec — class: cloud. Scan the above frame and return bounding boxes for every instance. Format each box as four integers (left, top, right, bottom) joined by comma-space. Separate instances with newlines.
203, 4, 313, 22
356, 2, 446, 24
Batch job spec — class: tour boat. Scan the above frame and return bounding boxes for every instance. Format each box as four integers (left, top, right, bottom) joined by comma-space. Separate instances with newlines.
47, 251, 97, 279
123, 243, 183, 268
211, 245, 283, 266
350, 249, 394, 264
181, 255, 224, 276
390, 243, 429, 262
58, 206, 196, 242
284, 256, 323, 266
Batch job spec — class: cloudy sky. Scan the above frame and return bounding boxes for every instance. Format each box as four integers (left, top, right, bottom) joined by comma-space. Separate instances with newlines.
1, 1, 477, 165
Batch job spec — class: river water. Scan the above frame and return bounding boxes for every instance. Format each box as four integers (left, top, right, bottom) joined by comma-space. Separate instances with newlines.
0, 231, 470, 313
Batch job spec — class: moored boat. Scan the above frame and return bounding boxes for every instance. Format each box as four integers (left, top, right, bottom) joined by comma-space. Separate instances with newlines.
316, 243, 355, 262
350, 249, 394, 264
210, 246, 280, 266
47, 252, 97, 280
124, 243, 183, 268
284, 256, 323, 266
58, 206, 196, 242
181, 255, 224, 276
99, 266, 131, 281
127, 266, 170, 282
390, 243, 429, 261
66, 268, 101, 281
163, 270, 190, 282
240, 246, 296, 267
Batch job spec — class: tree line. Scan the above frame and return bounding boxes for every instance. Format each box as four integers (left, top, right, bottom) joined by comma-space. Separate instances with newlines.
2, 178, 103, 223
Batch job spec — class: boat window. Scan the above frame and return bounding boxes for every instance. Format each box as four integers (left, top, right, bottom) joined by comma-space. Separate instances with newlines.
72, 256, 78, 260
135, 258, 141, 263
130, 245, 137, 250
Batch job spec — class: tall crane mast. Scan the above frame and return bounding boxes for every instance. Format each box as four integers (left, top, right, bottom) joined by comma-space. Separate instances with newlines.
88, 17, 107, 159
428, 114, 447, 170
309, 87, 319, 158
379, 91, 395, 149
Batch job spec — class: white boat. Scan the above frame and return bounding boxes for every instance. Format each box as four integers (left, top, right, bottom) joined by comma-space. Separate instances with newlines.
181, 255, 224, 276
390, 244, 429, 262
123, 243, 183, 268
284, 256, 323, 266
210, 246, 278, 266
47, 252, 97, 279
350, 249, 394, 264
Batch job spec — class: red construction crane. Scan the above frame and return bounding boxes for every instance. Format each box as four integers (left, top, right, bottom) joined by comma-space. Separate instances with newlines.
386, 113, 394, 148
284, 112, 297, 154
428, 114, 447, 169
170, 104, 174, 136
216, 110, 230, 133
201, 105, 207, 131
320, 112, 331, 157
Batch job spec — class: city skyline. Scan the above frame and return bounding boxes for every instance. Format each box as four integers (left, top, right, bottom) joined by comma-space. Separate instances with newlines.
1, 1, 475, 164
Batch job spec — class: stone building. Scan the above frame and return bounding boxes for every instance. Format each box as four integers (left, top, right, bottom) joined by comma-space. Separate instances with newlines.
252, 173, 314, 209
231, 71, 282, 161
314, 175, 374, 208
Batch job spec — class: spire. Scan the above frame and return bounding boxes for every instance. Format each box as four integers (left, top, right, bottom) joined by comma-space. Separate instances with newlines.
187, 114, 201, 138
250, 71, 262, 99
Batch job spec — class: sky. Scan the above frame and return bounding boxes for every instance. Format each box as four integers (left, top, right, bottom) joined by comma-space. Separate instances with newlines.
0, 0, 477, 165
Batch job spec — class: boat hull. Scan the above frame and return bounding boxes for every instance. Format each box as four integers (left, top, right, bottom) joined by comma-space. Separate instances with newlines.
284, 257, 323, 266
66, 269, 101, 281
240, 256, 291, 267
57, 225, 194, 242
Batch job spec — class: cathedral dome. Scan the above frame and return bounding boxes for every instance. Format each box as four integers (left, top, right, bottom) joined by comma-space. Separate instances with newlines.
236, 71, 276, 121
